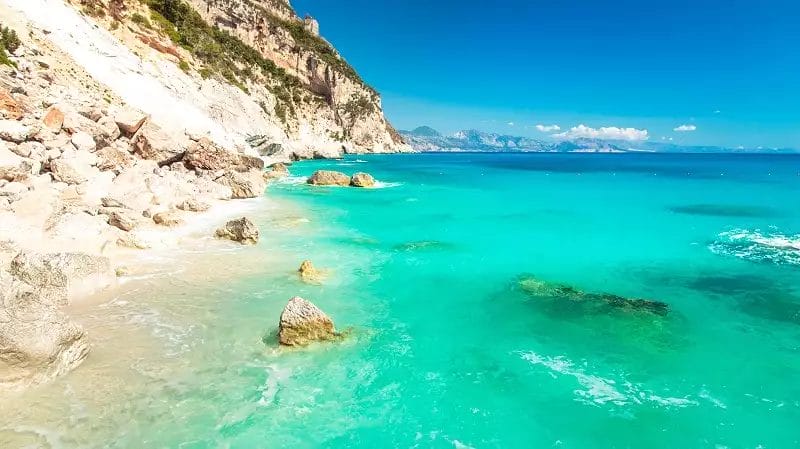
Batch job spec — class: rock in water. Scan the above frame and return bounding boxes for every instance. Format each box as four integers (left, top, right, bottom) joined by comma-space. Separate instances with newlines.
215, 217, 259, 245
517, 275, 669, 317
298, 260, 325, 284
9, 252, 116, 306
307, 170, 350, 186
350, 172, 376, 187
0, 271, 90, 390
278, 296, 336, 346
263, 162, 289, 181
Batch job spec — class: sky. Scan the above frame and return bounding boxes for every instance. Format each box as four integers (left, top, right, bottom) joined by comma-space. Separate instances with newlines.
292, 0, 800, 148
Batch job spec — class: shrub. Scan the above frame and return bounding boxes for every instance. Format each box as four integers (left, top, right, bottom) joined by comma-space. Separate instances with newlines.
131, 13, 152, 28
1, 25, 20, 53
178, 59, 190, 72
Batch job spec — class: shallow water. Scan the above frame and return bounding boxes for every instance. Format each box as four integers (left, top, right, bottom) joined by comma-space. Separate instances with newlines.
3, 153, 800, 448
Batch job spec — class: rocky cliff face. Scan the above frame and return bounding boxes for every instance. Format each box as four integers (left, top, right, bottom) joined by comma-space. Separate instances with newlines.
14, 0, 409, 161
185, 0, 407, 153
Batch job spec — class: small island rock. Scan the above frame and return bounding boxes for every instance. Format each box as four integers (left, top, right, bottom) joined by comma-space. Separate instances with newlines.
215, 217, 259, 245
350, 172, 376, 188
278, 296, 336, 346
298, 259, 325, 284
307, 170, 350, 186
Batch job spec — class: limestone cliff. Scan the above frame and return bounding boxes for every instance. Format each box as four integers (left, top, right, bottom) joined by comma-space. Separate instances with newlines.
13, 0, 409, 161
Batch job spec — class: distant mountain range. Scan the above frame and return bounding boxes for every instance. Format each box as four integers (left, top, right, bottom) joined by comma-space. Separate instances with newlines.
399, 127, 797, 153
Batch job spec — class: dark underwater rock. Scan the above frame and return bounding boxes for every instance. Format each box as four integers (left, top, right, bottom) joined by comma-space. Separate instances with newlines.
518, 275, 669, 316
668, 204, 776, 218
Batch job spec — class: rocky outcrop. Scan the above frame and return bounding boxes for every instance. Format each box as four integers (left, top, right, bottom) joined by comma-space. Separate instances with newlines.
9, 252, 116, 306
307, 170, 350, 186
184, 137, 264, 171
215, 217, 259, 245
518, 276, 669, 316
0, 271, 90, 391
131, 121, 185, 166
350, 172, 375, 188
214, 169, 266, 199
263, 162, 289, 181
278, 296, 337, 346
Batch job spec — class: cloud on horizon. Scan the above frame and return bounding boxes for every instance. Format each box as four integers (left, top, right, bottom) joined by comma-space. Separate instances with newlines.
535, 124, 561, 132
674, 124, 697, 132
552, 124, 649, 141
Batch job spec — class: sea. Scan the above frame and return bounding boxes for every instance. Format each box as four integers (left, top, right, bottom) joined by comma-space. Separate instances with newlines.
2, 153, 799, 448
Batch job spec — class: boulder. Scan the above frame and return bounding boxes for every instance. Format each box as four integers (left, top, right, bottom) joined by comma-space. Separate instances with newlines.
0, 271, 90, 391
107, 209, 141, 231
177, 198, 210, 212
96, 116, 121, 144
0, 146, 26, 181
131, 121, 185, 166
9, 252, 116, 306
263, 162, 289, 181
184, 138, 264, 171
298, 260, 325, 284
307, 170, 350, 186
214, 169, 266, 199
184, 137, 239, 171
278, 296, 337, 346
15, 141, 45, 160
49, 158, 90, 185
114, 109, 147, 136
96, 145, 135, 173
152, 211, 184, 227
215, 217, 259, 245
0, 119, 31, 143
350, 172, 376, 188
0, 88, 23, 120
41, 107, 65, 131
71, 131, 96, 152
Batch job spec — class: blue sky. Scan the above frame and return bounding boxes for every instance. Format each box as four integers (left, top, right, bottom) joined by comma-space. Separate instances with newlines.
293, 0, 800, 148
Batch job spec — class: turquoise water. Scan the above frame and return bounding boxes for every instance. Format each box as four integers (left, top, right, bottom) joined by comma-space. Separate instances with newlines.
3, 153, 800, 448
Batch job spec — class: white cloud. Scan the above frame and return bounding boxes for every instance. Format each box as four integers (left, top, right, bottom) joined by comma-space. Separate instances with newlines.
673, 124, 697, 132
552, 124, 649, 141
535, 124, 561, 132
713, 110, 721, 114
507, 122, 515, 126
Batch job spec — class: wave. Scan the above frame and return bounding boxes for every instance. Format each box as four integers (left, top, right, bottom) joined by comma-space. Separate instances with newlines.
519, 351, 698, 409
373, 181, 402, 189
709, 228, 800, 266
274, 175, 308, 186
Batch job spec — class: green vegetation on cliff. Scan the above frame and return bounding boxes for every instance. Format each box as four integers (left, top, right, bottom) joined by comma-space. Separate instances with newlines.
144, 0, 302, 120
0, 24, 20, 67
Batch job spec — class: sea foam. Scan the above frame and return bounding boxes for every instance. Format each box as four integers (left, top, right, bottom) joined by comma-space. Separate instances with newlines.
709, 228, 800, 266
519, 351, 698, 409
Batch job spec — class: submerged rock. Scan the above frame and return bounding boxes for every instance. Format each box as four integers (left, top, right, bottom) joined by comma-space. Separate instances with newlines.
9, 252, 116, 306
278, 296, 337, 346
307, 170, 350, 186
0, 271, 90, 391
298, 260, 325, 284
350, 172, 376, 188
518, 276, 669, 316
215, 217, 259, 245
